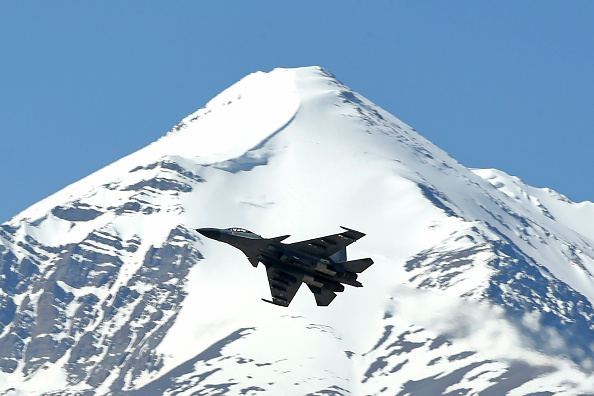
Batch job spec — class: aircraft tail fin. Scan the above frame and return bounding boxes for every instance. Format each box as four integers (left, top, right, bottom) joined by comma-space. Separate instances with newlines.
329, 248, 347, 263
340, 257, 374, 273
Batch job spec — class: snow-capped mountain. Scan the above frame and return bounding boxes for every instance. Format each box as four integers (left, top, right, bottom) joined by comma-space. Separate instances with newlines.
1, 66, 594, 395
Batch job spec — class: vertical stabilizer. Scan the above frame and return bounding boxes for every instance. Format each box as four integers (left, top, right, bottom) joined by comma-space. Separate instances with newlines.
329, 248, 347, 263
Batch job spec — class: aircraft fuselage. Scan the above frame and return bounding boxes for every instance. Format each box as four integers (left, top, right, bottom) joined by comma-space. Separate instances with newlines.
196, 227, 373, 306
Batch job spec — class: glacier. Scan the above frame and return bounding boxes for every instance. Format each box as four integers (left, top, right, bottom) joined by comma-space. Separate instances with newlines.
1, 66, 594, 395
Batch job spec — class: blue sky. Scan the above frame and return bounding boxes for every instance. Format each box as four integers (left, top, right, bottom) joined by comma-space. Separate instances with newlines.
1, 2, 593, 223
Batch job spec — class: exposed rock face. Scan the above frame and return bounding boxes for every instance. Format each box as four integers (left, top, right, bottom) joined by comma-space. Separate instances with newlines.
1, 67, 594, 394
0, 154, 205, 392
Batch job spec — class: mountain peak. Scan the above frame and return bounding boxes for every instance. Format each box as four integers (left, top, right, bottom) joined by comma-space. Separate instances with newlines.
2, 67, 594, 394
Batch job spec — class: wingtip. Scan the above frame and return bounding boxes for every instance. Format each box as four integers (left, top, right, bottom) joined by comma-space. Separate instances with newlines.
261, 298, 289, 307
340, 226, 366, 239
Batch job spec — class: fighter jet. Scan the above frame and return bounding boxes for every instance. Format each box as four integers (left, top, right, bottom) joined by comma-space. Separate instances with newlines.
196, 226, 373, 307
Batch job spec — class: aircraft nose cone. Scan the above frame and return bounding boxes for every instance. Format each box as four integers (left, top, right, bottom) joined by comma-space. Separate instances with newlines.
196, 228, 221, 240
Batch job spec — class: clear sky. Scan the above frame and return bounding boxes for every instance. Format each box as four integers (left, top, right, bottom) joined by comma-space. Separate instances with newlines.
1, 2, 593, 223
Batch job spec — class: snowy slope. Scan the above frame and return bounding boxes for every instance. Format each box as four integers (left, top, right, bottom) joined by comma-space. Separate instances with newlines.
1, 66, 594, 395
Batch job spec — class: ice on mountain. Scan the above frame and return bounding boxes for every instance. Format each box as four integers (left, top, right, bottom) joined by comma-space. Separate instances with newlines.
1, 66, 594, 394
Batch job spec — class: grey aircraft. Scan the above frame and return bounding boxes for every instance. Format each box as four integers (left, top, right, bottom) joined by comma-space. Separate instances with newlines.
196, 226, 374, 307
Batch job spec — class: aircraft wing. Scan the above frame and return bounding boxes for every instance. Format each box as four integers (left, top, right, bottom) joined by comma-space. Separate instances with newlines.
288, 226, 366, 258
263, 266, 304, 307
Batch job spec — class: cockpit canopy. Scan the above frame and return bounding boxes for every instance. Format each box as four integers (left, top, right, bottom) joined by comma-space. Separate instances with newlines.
227, 228, 260, 236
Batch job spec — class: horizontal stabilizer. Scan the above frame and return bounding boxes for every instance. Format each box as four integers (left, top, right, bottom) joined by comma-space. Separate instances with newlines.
307, 285, 336, 306
341, 257, 374, 273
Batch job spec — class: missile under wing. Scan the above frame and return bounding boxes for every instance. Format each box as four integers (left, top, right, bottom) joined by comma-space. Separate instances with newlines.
196, 227, 374, 307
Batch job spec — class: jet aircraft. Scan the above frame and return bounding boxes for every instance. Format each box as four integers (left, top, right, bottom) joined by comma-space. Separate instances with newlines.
196, 226, 373, 307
